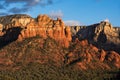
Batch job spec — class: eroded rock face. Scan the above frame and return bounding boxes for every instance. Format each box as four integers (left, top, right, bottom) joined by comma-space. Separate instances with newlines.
0, 24, 3, 36
0, 14, 71, 47
78, 21, 120, 44
18, 15, 71, 47
94, 21, 120, 44
99, 49, 106, 62
0, 14, 33, 30
65, 39, 120, 69
0, 14, 33, 40
71, 21, 120, 53
107, 51, 120, 68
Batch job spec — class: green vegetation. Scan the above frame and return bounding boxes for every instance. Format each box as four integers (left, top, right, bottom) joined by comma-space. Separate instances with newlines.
0, 63, 119, 80
0, 36, 119, 80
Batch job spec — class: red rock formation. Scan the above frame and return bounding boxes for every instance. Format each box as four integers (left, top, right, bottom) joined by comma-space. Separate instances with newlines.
17, 15, 71, 47
99, 49, 106, 62
90, 44, 99, 52
0, 14, 71, 47
80, 39, 88, 46
107, 51, 120, 68
65, 26, 72, 41
65, 39, 120, 69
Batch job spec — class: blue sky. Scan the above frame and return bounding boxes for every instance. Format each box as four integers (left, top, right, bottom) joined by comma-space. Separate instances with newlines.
0, 0, 120, 26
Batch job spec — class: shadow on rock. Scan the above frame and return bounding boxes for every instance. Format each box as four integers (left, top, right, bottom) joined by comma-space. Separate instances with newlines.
0, 27, 22, 49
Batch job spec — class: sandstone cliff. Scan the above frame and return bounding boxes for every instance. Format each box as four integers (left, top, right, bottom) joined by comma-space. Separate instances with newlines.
0, 14, 32, 29
71, 21, 120, 53
0, 14, 71, 47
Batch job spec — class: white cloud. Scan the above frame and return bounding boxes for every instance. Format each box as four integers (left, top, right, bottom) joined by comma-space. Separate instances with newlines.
64, 20, 80, 26
49, 10, 63, 19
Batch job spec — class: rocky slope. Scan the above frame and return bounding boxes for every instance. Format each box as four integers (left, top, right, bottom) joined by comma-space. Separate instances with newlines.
0, 37, 119, 79
0, 36, 120, 69
0, 36, 120, 80
66, 39, 120, 69
71, 21, 120, 53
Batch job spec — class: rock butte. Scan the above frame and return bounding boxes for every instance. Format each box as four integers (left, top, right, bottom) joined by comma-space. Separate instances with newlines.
71, 21, 120, 53
0, 14, 72, 47
71, 21, 120, 44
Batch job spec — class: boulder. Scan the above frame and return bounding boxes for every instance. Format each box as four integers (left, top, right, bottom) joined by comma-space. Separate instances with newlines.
107, 51, 120, 68
99, 49, 106, 62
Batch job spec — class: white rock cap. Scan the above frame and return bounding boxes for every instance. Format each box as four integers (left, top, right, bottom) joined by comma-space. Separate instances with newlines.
104, 18, 109, 23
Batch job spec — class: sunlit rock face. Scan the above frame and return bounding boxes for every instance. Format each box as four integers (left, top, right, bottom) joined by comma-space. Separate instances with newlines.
19, 15, 71, 47
0, 24, 3, 36
93, 21, 120, 44
0, 14, 32, 29
0, 14, 72, 47
71, 21, 120, 53
72, 21, 120, 44
0, 14, 33, 38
